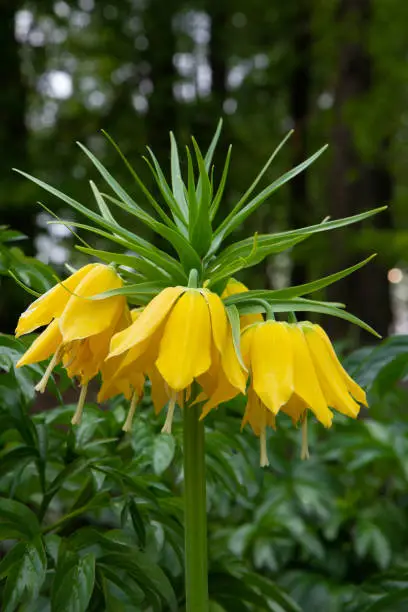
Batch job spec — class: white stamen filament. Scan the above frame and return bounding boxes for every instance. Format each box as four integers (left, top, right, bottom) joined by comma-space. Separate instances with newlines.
162, 395, 176, 434
260, 427, 269, 467
301, 413, 310, 460
35, 347, 62, 393
122, 392, 139, 432
71, 383, 88, 425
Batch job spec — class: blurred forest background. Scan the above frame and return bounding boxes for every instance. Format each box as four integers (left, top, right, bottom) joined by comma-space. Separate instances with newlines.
2, 0, 408, 341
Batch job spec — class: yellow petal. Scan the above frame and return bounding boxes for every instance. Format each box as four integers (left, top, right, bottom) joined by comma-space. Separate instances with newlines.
16, 319, 62, 367
15, 264, 96, 337
219, 326, 247, 394
289, 325, 333, 427
250, 322, 293, 415
313, 324, 367, 406
202, 289, 227, 353
240, 325, 257, 369
148, 366, 170, 414
109, 286, 184, 357
303, 326, 360, 418
242, 387, 276, 436
221, 279, 263, 329
156, 290, 211, 391
281, 395, 307, 425
60, 265, 124, 343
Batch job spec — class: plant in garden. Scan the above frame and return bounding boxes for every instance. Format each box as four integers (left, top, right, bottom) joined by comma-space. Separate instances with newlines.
7, 122, 385, 611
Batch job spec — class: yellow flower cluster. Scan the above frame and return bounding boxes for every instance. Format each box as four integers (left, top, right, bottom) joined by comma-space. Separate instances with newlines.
16, 266, 366, 464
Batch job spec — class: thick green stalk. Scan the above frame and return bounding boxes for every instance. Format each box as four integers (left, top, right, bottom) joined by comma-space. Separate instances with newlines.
183, 403, 209, 612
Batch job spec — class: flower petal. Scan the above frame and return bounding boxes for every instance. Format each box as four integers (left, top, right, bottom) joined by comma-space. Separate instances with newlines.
303, 325, 360, 418
251, 322, 293, 414
202, 289, 227, 354
109, 286, 184, 357
15, 264, 96, 337
60, 265, 124, 343
156, 290, 211, 391
16, 319, 62, 367
221, 279, 263, 329
289, 325, 333, 427
314, 324, 367, 406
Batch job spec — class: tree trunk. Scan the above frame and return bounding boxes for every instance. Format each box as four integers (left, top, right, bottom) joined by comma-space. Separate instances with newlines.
0, 0, 30, 239
288, 0, 311, 288
327, 0, 392, 342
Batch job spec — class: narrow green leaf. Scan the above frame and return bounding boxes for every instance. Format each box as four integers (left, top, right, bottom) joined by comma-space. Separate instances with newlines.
186, 146, 199, 227
144, 148, 187, 227
235, 298, 380, 338
226, 305, 247, 371
212, 144, 328, 250
204, 118, 223, 172
223, 255, 376, 302
102, 193, 202, 273
170, 131, 189, 218
210, 145, 232, 220
101, 129, 176, 228
89, 180, 117, 225
206, 235, 307, 285
223, 130, 293, 224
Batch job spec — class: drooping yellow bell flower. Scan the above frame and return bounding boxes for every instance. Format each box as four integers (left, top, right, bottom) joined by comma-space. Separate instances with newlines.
240, 319, 366, 465
108, 286, 247, 431
221, 278, 263, 330
16, 263, 127, 423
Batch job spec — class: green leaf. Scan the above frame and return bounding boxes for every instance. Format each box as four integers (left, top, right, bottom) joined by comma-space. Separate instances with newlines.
170, 131, 189, 219
101, 129, 176, 229
127, 498, 147, 548
204, 118, 223, 172
218, 130, 293, 226
235, 298, 380, 338
213, 140, 326, 248
77, 141, 201, 271
89, 180, 117, 225
189, 138, 213, 256
0, 536, 47, 612
226, 305, 247, 371
206, 235, 307, 284
52, 552, 95, 612
98, 552, 177, 611
360, 589, 408, 612
145, 147, 187, 227
244, 572, 302, 612
153, 435, 176, 475
210, 145, 232, 221
223, 255, 376, 302
0, 498, 41, 541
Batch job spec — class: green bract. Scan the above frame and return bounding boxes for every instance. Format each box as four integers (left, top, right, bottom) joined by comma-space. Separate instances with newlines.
14, 120, 385, 336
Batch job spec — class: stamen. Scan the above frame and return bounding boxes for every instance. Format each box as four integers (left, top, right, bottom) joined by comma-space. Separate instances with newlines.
122, 392, 139, 432
301, 412, 310, 460
162, 395, 176, 434
35, 346, 62, 393
260, 427, 269, 467
71, 383, 88, 425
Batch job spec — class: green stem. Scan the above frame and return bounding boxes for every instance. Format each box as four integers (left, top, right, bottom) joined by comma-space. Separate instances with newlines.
183, 403, 209, 612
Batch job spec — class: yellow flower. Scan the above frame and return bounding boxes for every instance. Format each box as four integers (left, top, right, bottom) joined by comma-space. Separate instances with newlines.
108, 286, 247, 431
221, 278, 263, 330
16, 263, 126, 424
240, 320, 366, 465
